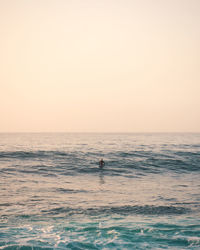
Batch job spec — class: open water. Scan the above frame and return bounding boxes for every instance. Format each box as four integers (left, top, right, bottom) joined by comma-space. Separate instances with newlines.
0, 133, 200, 249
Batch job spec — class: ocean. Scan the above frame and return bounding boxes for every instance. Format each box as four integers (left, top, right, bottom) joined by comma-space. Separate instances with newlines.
0, 133, 200, 249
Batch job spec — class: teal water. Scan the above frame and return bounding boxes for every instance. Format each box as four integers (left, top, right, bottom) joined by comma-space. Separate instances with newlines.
0, 133, 200, 249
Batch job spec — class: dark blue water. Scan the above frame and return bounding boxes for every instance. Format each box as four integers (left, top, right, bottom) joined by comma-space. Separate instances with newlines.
0, 133, 200, 249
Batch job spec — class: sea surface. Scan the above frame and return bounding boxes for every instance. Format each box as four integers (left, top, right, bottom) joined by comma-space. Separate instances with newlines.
0, 133, 200, 249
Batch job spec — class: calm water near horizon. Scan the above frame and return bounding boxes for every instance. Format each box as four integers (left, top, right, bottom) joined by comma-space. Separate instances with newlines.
0, 133, 200, 249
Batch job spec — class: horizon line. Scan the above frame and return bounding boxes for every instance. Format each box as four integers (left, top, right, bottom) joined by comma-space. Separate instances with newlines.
0, 131, 200, 134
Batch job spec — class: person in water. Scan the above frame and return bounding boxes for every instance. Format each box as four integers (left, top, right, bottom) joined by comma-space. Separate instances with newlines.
99, 159, 105, 168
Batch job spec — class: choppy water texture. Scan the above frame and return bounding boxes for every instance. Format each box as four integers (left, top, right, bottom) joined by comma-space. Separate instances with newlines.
0, 133, 200, 249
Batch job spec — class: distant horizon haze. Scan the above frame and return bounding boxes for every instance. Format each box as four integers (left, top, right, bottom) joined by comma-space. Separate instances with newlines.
0, 131, 199, 134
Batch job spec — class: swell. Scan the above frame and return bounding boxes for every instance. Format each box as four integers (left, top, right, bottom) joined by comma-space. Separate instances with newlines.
0, 150, 74, 160
1, 205, 191, 223
0, 149, 199, 175
40, 205, 191, 217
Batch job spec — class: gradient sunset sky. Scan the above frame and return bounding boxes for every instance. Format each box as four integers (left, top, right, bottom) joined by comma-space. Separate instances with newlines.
0, 0, 199, 132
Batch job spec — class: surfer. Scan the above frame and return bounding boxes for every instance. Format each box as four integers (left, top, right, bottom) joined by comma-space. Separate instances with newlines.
99, 159, 105, 169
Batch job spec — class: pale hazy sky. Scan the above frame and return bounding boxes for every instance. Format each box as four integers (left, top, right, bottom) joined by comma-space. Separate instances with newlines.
0, 0, 200, 132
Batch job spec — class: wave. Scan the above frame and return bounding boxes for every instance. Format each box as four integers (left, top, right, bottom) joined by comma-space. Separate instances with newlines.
1, 224, 200, 250
0, 246, 53, 250
40, 205, 191, 217
1, 236, 200, 250
0, 149, 199, 175
0, 150, 70, 159
2, 205, 191, 221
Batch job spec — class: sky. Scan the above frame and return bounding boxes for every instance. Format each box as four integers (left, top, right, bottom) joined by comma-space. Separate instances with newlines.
0, 0, 200, 132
